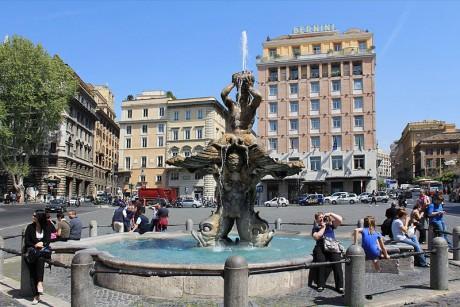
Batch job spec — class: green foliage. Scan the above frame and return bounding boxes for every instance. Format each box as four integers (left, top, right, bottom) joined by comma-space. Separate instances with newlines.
437, 172, 458, 183
0, 35, 77, 179
166, 91, 176, 100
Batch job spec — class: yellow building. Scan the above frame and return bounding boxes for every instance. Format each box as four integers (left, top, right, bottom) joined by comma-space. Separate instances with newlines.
118, 91, 169, 194
165, 97, 226, 199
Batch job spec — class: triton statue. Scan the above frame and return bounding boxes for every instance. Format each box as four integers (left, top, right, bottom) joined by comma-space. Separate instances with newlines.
167, 71, 303, 247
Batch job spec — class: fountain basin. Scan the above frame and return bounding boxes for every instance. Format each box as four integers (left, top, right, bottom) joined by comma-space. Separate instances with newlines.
51, 231, 323, 298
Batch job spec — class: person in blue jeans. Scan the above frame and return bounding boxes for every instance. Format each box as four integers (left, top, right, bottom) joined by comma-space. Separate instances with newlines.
427, 194, 452, 248
391, 209, 429, 267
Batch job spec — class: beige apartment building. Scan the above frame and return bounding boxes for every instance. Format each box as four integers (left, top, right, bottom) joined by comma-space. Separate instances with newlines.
391, 120, 456, 183
118, 91, 169, 195
165, 97, 226, 199
89, 85, 120, 196
256, 26, 377, 201
377, 150, 391, 179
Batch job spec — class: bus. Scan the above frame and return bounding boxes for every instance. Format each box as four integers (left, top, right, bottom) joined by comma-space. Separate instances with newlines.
417, 179, 443, 196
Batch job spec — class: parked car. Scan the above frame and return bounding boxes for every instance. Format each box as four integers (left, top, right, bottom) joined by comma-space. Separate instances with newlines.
358, 192, 371, 203
296, 194, 310, 204
146, 198, 170, 208
45, 198, 67, 213
375, 191, 389, 203
332, 193, 359, 205
177, 198, 202, 208
300, 194, 324, 205
67, 197, 80, 207
264, 197, 289, 207
324, 192, 348, 204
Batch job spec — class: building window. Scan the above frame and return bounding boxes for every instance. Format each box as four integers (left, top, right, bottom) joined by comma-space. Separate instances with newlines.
311, 118, 320, 130
157, 136, 164, 147
353, 155, 365, 169
426, 148, 433, 155
172, 129, 179, 140
125, 138, 131, 149
332, 98, 341, 111
331, 63, 341, 77
142, 137, 148, 148
141, 156, 147, 168
269, 68, 278, 82
197, 109, 204, 119
333, 43, 342, 51
310, 64, 319, 78
355, 134, 364, 149
142, 124, 148, 134
354, 116, 364, 127
158, 123, 165, 134
269, 102, 277, 114
140, 175, 146, 183
184, 149, 191, 157
269, 48, 277, 58
358, 40, 367, 51
159, 107, 165, 117
143, 108, 148, 118
311, 136, 320, 149
269, 120, 278, 132
185, 110, 191, 120
289, 67, 299, 80
127, 109, 132, 119
157, 156, 163, 167
426, 159, 433, 168
354, 97, 363, 109
289, 138, 299, 150
289, 119, 298, 131
313, 44, 321, 54
353, 79, 363, 90
269, 85, 278, 97
332, 135, 342, 150
196, 127, 203, 139
310, 99, 320, 111
171, 148, 178, 157
174, 111, 179, 121
332, 156, 343, 170
269, 138, 278, 150
170, 172, 179, 180
156, 175, 162, 182
290, 101, 299, 113
289, 83, 299, 95
310, 82, 320, 94
353, 61, 363, 75
126, 125, 132, 135
125, 157, 131, 169
437, 148, 445, 155
331, 80, 341, 92
184, 128, 191, 140
332, 116, 341, 129
310, 156, 321, 171
451, 147, 458, 154
292, 46, 301, 57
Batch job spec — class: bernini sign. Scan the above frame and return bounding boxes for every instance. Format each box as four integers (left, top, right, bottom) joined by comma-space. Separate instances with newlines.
293, 24, 336, 34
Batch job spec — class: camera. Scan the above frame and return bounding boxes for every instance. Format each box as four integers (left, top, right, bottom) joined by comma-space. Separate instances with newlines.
323, 216, 330, 223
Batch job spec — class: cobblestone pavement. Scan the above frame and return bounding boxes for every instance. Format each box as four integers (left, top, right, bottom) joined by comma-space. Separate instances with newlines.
404, 293, 460, 306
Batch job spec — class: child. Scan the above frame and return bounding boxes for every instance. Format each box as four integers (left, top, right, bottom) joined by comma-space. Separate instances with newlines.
354, 216, 390, 272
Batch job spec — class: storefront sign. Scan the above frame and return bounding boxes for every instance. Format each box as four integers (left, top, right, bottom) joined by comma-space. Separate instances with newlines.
293, 24, 336, 34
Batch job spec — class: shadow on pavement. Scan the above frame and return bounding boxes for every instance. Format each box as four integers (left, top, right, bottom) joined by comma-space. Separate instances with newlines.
313, 295, 344, 306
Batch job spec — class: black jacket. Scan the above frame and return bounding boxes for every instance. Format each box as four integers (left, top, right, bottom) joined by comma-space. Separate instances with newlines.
23, 222, 51, 252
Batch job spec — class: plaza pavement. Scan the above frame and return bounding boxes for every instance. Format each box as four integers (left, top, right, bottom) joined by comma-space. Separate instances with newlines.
2, 201, 460, 306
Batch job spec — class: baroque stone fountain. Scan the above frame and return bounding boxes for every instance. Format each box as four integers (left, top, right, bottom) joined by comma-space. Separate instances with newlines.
166, 70, 304, 247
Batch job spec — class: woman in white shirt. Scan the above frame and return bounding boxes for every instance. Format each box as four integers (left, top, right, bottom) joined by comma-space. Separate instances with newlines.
391, 208, 428, 267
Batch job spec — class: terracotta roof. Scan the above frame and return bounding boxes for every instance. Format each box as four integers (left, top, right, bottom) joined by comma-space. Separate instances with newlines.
420, 131, 460, 143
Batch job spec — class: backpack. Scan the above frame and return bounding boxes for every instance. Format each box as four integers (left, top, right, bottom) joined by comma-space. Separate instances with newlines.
381, 218, 393, 239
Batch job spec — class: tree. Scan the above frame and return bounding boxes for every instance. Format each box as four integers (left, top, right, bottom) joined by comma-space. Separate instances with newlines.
166, 91, 176, 100
0, 35, 77, 203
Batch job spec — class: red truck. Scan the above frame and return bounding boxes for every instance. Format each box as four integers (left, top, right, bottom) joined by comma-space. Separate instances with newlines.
138, 187, 177, 206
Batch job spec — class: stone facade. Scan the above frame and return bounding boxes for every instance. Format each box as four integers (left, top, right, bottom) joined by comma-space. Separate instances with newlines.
377, 150, 392, 179
256, 27, 378, 201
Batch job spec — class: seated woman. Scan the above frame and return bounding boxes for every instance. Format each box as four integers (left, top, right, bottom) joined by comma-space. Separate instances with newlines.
391, 209, 428, 267
310, 212, 344, 293
354, 216, 389, 272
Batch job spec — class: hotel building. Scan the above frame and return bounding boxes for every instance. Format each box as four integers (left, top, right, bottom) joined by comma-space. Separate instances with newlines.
256, 26, 377, 202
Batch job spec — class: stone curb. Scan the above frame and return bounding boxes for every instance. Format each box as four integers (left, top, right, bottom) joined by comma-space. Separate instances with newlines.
0, 276, 70, 307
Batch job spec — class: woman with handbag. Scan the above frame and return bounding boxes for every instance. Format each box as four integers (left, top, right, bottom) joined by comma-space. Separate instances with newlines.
23, 210, 51, 304
311, 211, 344, 293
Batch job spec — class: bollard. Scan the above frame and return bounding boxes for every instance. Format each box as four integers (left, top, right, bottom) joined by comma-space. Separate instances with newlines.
428, 226, 434, 250
430, 237, 449, 290
275, 218, 282, 231
224, 255, 248, 307
71, 252, 94, 307
357, 219, 364, 228
20, 228, 33, 297
0, 235, 4, 280
186, 219, 194, 231
89, 220, 98, 237
345, 244, 365, 307
453, 226, 460, 261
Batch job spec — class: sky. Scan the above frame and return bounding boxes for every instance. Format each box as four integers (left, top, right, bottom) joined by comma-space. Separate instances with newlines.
1, 0, 460, 151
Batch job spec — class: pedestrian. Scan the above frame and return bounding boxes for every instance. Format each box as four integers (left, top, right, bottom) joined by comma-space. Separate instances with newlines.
410, 200, 426, 244
112, 203, 127, 233
156, 206, 169, 232
276, 195, 280, 208
46, 213, 57, 242
391, 209, 429, 267
381, 202, 397, 239
124, 203, 136, 232
370, 190, 377, 206
310, 211, 344, 293
354, 216, 390, 272
23, 210, 52, 305
149, 204, 160, 231
56, 212, 70, 241
130, 206, 150, 234
68, 210, 82, 240
427, 194, 452, 247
